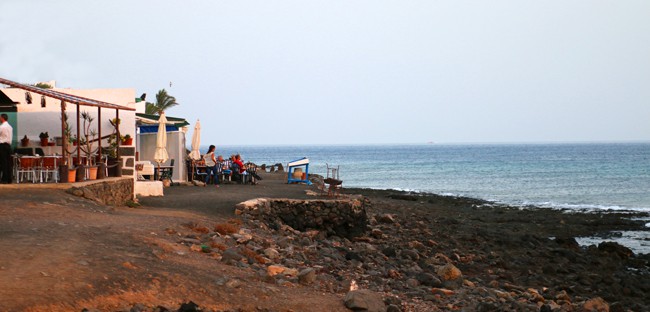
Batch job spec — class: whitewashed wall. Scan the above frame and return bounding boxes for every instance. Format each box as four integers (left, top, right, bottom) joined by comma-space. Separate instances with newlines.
137, 130, 187, 182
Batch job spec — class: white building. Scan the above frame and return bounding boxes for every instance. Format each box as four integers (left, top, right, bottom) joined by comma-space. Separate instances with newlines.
0, 78, 138, 179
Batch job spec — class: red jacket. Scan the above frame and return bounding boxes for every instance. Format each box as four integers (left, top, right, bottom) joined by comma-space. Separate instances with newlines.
233, 159, 245, 173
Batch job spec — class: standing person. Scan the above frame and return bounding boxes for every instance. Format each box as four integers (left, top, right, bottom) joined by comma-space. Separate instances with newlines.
203, 145, 218, 187
0, 114, 13, 184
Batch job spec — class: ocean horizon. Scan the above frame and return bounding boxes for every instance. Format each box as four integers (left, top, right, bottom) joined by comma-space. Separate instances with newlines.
199, 142, 650, 212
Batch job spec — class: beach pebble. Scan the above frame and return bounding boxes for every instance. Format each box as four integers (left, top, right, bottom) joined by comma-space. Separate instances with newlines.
408, 240, 426, 251
405, 278, 419, 288
225, 278, 243, 289
129, 303, 147, 312
400, 249, 419, 261
181, 238, 202, 245
431, 287, 455, 296
263, 248, 280, 259
377, 214, 396, 224
386, 304, 401, 312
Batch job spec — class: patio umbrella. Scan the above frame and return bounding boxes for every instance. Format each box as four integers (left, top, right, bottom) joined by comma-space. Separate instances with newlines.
189, 119, 201, 161
153, 112, 169, 168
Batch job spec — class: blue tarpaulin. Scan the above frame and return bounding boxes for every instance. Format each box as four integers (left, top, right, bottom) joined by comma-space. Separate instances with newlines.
138, 125, 178, 133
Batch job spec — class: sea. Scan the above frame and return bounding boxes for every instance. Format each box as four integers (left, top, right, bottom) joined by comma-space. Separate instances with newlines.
204, 143, 650, 253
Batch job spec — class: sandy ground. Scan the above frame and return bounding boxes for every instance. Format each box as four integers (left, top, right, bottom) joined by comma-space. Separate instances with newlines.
0, 173, 347, 312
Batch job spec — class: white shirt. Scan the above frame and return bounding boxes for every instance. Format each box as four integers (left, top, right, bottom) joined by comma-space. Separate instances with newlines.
0, 121, 12, 144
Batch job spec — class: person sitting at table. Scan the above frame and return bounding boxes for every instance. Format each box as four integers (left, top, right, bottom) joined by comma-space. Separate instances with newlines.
203, 145, 218, 186
230, 154, 245, 182
234, 154, 252, 183
218, 155, 232, 182
214, 155, 226, 182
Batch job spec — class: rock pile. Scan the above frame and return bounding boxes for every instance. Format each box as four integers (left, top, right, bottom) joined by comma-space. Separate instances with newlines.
235, 197, 369, 238
154, 193, 646, 311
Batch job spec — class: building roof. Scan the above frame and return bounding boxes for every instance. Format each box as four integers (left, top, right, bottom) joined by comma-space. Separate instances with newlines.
135, 113, 190, 127
0, 77, 135, 111
0, 90, 18, 105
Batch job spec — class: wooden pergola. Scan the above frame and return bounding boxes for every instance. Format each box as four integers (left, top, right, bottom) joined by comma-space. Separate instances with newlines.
0, 77, 135, 167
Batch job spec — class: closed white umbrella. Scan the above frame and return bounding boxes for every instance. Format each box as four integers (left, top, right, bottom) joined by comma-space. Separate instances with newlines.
189, 119, 201, 161
154, 112, 169, 166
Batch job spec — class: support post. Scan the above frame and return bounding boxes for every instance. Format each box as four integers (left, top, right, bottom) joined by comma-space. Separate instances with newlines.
116, 109, 120, 160
61, 101, 67, 165
97, 107, 102, 161
76, 104, 81, 165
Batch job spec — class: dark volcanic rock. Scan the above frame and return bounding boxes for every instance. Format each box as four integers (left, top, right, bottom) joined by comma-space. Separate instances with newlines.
417, 273, 442, 287
381, 247, 397, 258
598, 241, 633, 259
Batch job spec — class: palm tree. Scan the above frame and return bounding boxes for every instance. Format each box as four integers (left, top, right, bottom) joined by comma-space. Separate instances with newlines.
145, 89, 179, 115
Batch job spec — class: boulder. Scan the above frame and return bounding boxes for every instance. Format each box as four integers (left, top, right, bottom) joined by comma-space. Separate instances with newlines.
436, 263, 463, 289
417, 273, 442, 287
267, 265, 287, 276
221, 248, 243, 262
598, 242, 633, 259
298, 268, 317, 284
344, 289, 386, 312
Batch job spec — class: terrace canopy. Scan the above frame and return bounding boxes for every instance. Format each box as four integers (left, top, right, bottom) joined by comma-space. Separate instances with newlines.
0, 77, 136, 166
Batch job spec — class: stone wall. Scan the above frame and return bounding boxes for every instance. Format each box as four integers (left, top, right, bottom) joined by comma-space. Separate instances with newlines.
235, 197, 369, 238
67, 178, 134, 206
119, 146, 136, 177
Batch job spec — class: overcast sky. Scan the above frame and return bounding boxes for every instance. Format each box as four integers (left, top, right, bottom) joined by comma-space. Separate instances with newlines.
1, 1, 648, 145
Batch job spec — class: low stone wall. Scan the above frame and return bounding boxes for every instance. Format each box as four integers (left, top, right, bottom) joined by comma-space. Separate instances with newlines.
67, 178, 134, 206
235, 197, 369, 238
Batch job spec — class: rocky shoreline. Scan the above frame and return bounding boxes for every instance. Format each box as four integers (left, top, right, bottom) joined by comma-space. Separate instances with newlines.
157, 186, 650, 311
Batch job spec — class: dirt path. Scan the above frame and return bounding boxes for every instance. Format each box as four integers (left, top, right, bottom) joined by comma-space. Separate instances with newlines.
0, 175, 346, 312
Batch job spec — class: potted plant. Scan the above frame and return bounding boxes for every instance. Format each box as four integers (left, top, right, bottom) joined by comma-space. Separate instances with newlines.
60, 113, 78, 183
39, 132, 49, 146
20, 135, 29, 147
80, 111, 99, 180
104, 118, 123, 177
121, 134, 133, 146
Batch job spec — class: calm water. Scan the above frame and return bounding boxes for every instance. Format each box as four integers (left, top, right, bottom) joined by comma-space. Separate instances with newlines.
205, 143, 650, 212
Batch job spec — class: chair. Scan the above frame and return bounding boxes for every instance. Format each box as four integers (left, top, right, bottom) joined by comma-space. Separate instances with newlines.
158, 159, 174, 184
16, 156, 41, 183
214, 161, 223, 183
242, 163, 258, 184
219, 160, 232, 182
322, 163, 342, 197
40, 156, 60, 183
193, 159, 208, 183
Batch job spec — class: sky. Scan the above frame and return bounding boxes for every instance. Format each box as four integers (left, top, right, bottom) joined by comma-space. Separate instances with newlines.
1, 0, 649, 145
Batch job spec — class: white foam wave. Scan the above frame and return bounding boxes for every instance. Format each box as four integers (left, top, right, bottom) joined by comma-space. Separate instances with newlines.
576, 231, 650, 255
347, 185, 650, 212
